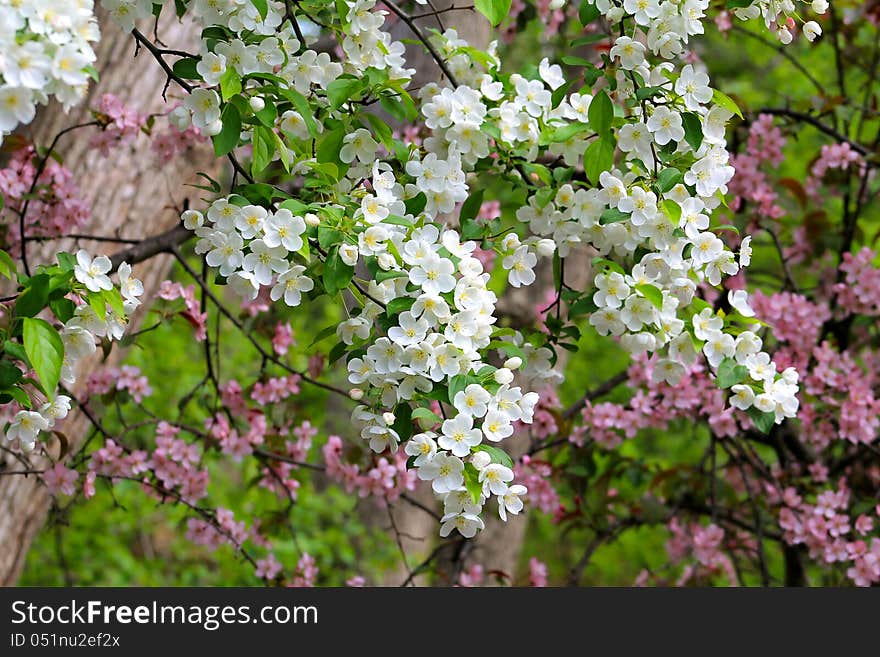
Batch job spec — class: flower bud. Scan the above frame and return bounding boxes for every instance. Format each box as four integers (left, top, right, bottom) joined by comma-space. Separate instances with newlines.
494, 368, 514, 385
803, 20, 821, 42
305, 213, 320, 227
249, 96, 266, 112
471, 451, 491, 470
548, 0, 565, 9
606, 6, 624, 21
382, 412, 396, 425
339, 243, 359, 266
204, 118, 223, 136
810, 0, 828, 13
181, 210, 204, 230
377, 253, 396, 270
776, 26, 793, 45
503, 356, 523, 370
536, 238, 556, 258
501, 233, 521, 252
349, 388, 364, 400
169, 104, 191, 131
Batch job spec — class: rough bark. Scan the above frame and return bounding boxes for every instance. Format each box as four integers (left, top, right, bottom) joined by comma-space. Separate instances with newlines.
0, 12, 217, 585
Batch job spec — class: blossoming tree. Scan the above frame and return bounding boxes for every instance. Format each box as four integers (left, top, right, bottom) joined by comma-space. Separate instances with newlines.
2, 0, 875, 586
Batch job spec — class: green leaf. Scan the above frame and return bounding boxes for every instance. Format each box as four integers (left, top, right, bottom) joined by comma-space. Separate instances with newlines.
171, 57, 202, 80
310, 324, 339, 346
278, 87, 318, 137
56, 252, 76, 273
584, 133, 615, 185
317, 225, 343, 250
316, 126, 346, 165
363, 113, 393, 151
656, 168, 683, 193
212, 103, 241, 157
717, 357, 748, 389
681, 112, 704, 151
459, 189, 485, 240
22, 317, 64, 398
660, 199, 682, 224
578, 0, 600, 25
101, 288, 125, 318
463, 463, 483, 504
588, 90, 613, 134
219, 67, 242, 101
411, 407, 442, 429
4, 340, 29, 365
15, 274, 50, 318
327, 76, 365, 110
6, 385, 31, 408
88, 291, 107, 320
561, 55, 592, 67
251, 126, 275, 174
0, 249, 16, 280
712, 88, 743, 119
250, 0, 268, 19
599, 207, 629, 224
592, 257, 626, 275
381, 215, 411, 228
636, 86, 665, 101
322, 247, 354, 296
447, 374, 477, 405
386, 296, 415, 317
392, 403, 413, 441
635, 283, 664, 310
0, 360, 23, 388
474, 0, 512, 26
473, 444, 514, 469
747, 406, 776, 434
375, 269, 408, 283
49, 297, 75, 323
486, 340, 526, 362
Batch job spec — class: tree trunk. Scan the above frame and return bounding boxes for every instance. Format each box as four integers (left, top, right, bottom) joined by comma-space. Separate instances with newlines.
0, 12, 217, 585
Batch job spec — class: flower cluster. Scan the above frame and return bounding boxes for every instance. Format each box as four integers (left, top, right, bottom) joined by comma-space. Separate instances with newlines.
150, 0, 829, 539
5, 250, 143, 453
187, 198, 312, 305
0, 145, 90, 246
0, 0, 99, 142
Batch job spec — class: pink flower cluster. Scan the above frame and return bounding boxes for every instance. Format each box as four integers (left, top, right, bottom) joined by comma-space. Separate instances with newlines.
806, 142, 865, 196
290, 553, 318, 587
777, 482, 880, 586
258, 421, 318, 499
186, 507, 250, 550
322, 435, 416, 504
575, 355, 737, 449
515, 456, 559, 515
665, 519, 737, 585
42, 463, 79, 496
728, 114, 787, 219
157, 280, 208, 341
251, 375, 301, 405
150, 104, 207, 160
834, 248, 880, 316
528, 557, 548, 587
88, 422, 208, 504
255, 554, 282, 580
0, 144, 89, 246
89, 94, 146, 156
750, 290, 829, 371
206, 410, 264, 461
272, 321, 295, 355
86, 365, 153, 402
